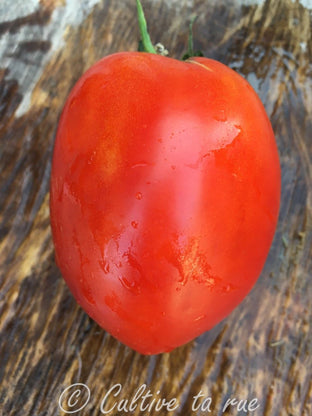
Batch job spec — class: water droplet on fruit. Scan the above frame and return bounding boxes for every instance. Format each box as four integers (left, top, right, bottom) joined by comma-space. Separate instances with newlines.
131, 221, 138, 229
194, 314, 206, 322
131, 162, 149, 168
99, 260, 110, 274
119, 276, 141, 295
135, 192, 143, 200
225, 284, 231, 293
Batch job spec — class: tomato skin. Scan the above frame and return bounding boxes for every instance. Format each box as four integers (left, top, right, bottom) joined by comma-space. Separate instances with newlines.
50, 52, 281, 354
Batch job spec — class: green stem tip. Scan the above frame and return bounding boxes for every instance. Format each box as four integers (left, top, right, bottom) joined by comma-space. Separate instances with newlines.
136, 0, 156, 54
182, 14, 203, 60
188, 15, 197, 57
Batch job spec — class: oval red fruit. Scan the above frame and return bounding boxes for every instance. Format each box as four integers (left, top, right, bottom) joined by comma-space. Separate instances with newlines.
50, 52, 281, 354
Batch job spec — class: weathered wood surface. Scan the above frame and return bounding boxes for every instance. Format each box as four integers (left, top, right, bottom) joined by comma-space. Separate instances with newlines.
0, 0, 311, 415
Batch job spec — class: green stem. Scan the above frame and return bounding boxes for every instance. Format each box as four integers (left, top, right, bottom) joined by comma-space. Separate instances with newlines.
136, 0, 156, 54
187, 15, 198, 58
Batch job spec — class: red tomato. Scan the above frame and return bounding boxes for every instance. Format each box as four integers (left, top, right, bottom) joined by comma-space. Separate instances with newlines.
50, 52, 281, 354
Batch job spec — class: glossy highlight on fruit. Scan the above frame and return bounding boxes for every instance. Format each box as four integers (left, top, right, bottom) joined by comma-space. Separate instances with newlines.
50, 52, 281, 354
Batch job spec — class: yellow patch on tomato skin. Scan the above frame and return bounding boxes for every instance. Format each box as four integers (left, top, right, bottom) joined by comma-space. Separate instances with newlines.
93, 134, 123, 182
163, 235, 237, 293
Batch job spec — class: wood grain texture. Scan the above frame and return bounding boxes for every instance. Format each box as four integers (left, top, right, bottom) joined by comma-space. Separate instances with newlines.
0, 0, 311, 415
